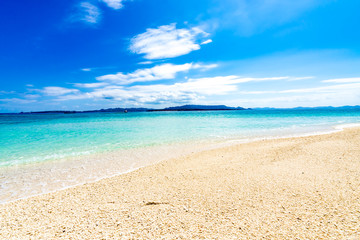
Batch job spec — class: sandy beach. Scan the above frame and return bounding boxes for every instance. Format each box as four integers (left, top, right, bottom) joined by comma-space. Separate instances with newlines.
1, 128, 359, 239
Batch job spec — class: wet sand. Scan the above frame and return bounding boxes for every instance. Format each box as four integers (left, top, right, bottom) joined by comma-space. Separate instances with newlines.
1, 128, 360, 239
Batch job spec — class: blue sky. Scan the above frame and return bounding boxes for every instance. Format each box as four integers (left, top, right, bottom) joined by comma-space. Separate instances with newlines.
1, 0, 360, 112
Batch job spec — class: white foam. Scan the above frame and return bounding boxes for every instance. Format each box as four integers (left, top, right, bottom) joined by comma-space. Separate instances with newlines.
334, 122, 360, 130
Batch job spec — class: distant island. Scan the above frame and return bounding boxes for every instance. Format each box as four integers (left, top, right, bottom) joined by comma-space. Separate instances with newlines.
4, 105, 358, 114
17, 105, 250, 114
148, 105, 247, 112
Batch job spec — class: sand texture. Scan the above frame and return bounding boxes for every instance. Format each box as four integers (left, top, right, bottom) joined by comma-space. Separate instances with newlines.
1, 128, 360, 239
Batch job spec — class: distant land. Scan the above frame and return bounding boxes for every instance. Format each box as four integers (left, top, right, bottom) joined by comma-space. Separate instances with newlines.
15, 105, 248, 114
148, 105, 247, 112
254, 105, 360, 110
0, 105, 359, 114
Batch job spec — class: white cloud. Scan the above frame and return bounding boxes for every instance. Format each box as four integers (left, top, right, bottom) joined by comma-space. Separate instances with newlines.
163, 76, 288, 95
322, 77, 360, 83
34, 74, 360, 108
130, 24, 211, 59
74, 82, 109, 88
281, 83, 360, 94
41, 87, 80, 96
76, 2, 101, 24
138, 61, 154, 65
0, 98, 37, 104
27, 73, 328, 107
130, 76, 239, 97
238, 82, 360, 95
201, 39, 213, 45
81, 68, 92, 72
70, 0, 125, 25
0, 90, 15, 94
288, 76, 315, 81
196, 63, 218, 71
24, 94, 41, 99
102, 0, 124, 10
238, 91, 360, 108
96, 63, 216, 84
57, 75, 290, 104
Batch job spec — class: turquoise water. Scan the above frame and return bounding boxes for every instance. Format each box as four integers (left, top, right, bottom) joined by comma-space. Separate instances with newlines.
1, 109, 360, 167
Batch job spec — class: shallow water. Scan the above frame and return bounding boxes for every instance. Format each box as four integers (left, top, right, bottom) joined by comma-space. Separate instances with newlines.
1, 109, 360, 203
2, 109, 360, 167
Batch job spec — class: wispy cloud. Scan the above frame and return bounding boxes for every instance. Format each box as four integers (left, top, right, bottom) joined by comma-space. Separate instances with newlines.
138, 61, 154, 65
130, 23, 212, 59
201, 39, 213, 45
236, 90, 360, 108
322, 77, 360, 83
69, 0, 127, 26
56, 75, 291, 104
57, 85, 201, 104
14, 69, 360, 108
282, 83, 360, 94
0, 98, 37, 104
238, 82, 360, 95
209, 0, 329, 35
102, 0, 124, 10
23, 94, 41, 99
74, 82, 108, 88
40, 87, 80, 96
0, 90, 16, 95
96, 63, 217, 84
289, 76, 315, 81
81, 2, 101, 24
70, 2, 102, 24
231, 94, 349, 108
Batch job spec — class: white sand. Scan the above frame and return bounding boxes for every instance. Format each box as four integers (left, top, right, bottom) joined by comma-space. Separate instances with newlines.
1, 128, 360, 239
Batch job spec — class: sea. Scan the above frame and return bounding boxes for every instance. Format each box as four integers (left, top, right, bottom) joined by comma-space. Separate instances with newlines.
1, 108, 360, 203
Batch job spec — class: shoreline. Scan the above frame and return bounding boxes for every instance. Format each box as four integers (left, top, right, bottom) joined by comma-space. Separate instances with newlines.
1, 126, 360, 238
1, 122, 360, 205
